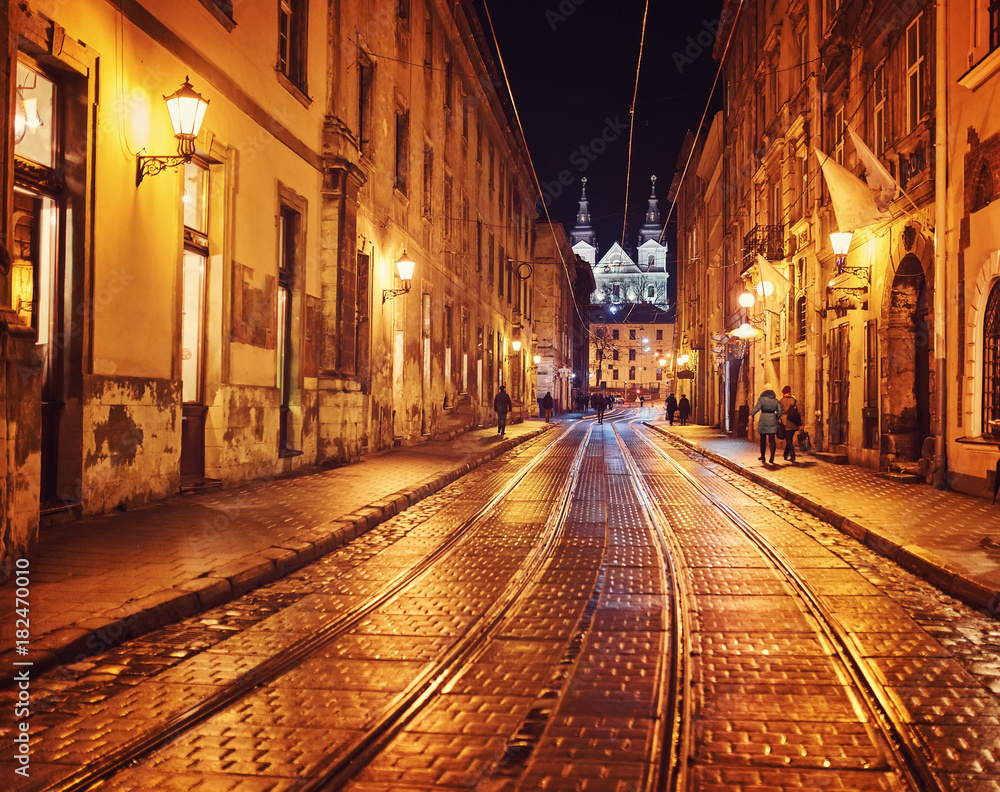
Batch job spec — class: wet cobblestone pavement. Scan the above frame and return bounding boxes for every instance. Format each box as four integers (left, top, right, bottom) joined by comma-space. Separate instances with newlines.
3, 418, 1000, 790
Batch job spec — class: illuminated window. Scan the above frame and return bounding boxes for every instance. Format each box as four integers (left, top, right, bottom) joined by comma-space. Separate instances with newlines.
983, 279, 1000, 437
906, 15, 925, 133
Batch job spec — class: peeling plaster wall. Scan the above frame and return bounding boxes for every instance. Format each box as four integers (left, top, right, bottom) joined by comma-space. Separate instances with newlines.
81, 375, 180, 514
209, 385, 285, 484
318, 376, 364, 465
3, 331, 41, 570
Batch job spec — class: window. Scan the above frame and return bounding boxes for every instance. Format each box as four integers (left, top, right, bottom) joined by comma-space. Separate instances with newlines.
488, 233, 494, 286
629, 348, 636, 361
444, 58, 453, 111
796, 296, 807, 342
444, 175, 453, 239
629, 366, 636, 380
277, 206, 298, 452
358, 58, 373, 155
973, 161, 995, 211
612, 329, 619, 340
498, 246, 504, 297
397, 0, 409, 20
873, 61, 885, 159
395, 110, 409, 194
182, 162, 210, 406
612, 349, 619, 361
613, 369, 619, 381
991, 0, 1000, 52
422, 142, 432, 216
424, 13, 433, 68
277, 0, 307, 91
656, 330, 663, 341
834, 106, 844, 165
629, 329, 636, 340
476, 219, 482, 272
647, 285, 655, 299
863, 319, 879, 449
799, 29, 808, 84
906, 14, 925, 133
983, 279, 1000, 437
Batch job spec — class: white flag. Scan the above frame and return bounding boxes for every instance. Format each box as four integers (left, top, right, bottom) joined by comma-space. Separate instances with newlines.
847, 126, 896, 212
756, 255, 791, 310
813, 150, 888, 232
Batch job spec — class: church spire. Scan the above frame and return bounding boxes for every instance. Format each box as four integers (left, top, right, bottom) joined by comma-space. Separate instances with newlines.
637, 175, 663, 246
570, 177, 597, 249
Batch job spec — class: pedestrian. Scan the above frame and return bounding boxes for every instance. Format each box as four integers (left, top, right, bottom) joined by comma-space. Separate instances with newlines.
779, 385, 802, 462
594, 391, 607, 424
749, 383, 782, 464
542, 391, 554, 423
678, 394, 691, 426
639, 394, 645, 411
494, 385, 512, 435
665, 393, 678, 425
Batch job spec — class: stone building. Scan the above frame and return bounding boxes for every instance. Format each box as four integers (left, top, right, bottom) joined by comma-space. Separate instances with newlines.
676, 0, 943, 479
946, 0, 1000, 496
1, 0, 537, 569
533, 223, 594, 415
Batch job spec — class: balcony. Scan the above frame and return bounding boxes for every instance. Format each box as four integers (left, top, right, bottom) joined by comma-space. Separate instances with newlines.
741, 224, 784, 275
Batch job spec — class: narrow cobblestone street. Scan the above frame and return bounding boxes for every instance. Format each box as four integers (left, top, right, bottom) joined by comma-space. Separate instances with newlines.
3, 413, 1000, 790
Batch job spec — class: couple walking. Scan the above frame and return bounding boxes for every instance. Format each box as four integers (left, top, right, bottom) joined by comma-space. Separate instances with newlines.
665, 393, 690, 426
750, 384, 802, 464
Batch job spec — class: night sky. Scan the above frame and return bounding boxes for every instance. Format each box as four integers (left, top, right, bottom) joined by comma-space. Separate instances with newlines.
480, 0, 724, 260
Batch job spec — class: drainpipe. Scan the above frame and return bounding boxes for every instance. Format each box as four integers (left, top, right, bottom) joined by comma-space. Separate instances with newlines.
933, 0, 948, 488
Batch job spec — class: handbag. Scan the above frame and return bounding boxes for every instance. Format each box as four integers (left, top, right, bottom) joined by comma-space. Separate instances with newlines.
776, 422, 786, 439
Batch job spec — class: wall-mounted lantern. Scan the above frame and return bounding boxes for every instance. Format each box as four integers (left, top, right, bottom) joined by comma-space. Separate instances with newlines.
828, 230, 869, 297
136, 77, 210, 186
383, 251, 415, 304
512, 339, 522, 353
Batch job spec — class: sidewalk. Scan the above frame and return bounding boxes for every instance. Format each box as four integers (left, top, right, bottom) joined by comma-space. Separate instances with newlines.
646, 421, 1000, 615
0, 420, 555, 680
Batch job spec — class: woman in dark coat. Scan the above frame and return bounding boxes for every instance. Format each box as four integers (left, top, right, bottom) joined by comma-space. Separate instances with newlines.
542, 391, 554, 423
749, 384, 782, 464
677, 394, 691, 426
665, 393, 678, 425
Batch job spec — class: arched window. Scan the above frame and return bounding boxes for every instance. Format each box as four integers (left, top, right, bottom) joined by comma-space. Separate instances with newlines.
983, 279, 1000, 437
973, 161, 994, 212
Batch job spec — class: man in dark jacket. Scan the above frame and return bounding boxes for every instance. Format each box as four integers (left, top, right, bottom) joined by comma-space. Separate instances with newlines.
665, 393, 678, 425
594, 392, 607, 424
494, 385, 513, 435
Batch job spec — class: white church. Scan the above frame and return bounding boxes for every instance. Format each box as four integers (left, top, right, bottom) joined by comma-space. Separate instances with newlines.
570, 176, 670, 309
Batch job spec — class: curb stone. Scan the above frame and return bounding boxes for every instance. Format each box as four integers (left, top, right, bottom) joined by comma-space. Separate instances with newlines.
0, 424, 555, 684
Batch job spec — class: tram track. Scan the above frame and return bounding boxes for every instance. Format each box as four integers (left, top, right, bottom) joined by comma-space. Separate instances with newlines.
622, 419, 943, 792
42, 424, 585, 792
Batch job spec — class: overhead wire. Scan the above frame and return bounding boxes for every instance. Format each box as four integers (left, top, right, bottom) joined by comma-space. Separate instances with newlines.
621, 0, 652, 246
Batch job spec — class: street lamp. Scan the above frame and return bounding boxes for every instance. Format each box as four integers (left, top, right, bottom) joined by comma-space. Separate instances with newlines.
512, 339, 522, 353
136, 77, 210, 185
830, 231, 853, 273
383, 251, 415, 304
533, 355, 541, 365
738, 291, 756, 308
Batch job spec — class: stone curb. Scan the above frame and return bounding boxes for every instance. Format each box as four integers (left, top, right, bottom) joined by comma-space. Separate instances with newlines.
645, 423, 1000, 617
0, 425, 555, 684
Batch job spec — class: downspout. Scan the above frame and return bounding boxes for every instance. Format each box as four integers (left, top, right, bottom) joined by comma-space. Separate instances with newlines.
933, 0, 948, 488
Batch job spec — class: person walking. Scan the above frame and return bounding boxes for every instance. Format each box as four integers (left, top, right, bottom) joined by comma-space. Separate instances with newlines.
677, 394, 691, 426
639, 394, 645, 411
779, 385, 802, 462
594, 391, 607, 424
749, 383, 782, 464
494, 385, 513, 435
665, 393, 678, 425
542, 391, 554, 423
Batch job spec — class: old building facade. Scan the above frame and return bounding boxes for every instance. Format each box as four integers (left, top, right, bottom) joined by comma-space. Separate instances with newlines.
1, 0, 537, 569
676, 0, 946, 483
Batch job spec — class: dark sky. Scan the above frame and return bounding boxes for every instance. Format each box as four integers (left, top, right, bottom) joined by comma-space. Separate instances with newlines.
479, 0, 724, 258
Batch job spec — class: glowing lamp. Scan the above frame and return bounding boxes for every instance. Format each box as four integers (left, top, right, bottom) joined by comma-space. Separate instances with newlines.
738, 292, 756, 308
512, 339, 522, 353
136, 77, 210, 185
383, 251, 415, 304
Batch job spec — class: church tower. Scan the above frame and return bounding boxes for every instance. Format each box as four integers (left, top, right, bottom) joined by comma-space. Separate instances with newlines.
637, 175, 663, 247
569, 177, 598, 249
